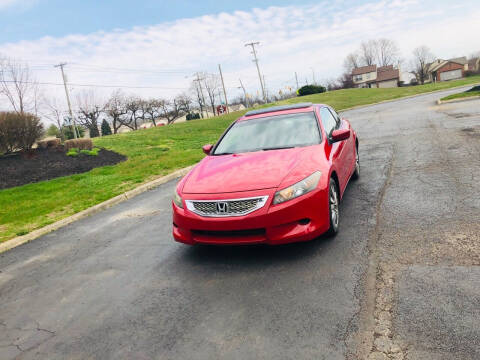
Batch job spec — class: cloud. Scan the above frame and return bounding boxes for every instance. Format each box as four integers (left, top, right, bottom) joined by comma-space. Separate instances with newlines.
0, 0, 479, 108
0, 0, 37, 10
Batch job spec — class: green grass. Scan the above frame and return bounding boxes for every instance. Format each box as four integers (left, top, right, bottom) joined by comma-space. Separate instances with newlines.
441, 85, 480, 101
1, 75, 479, 243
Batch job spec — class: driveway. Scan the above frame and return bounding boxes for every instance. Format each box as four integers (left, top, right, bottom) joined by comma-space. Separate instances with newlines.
1, 88, 479, 359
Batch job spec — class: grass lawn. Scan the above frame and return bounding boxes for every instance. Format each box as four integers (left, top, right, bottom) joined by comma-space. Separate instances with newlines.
440, 85, 480, 101
1, 75, 479, 243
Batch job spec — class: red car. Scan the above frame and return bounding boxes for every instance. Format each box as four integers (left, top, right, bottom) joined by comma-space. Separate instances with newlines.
172, 102, 359, 245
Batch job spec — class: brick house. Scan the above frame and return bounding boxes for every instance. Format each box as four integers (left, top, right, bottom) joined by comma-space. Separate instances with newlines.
427, 57, 467, 82
351, 64, 400, 88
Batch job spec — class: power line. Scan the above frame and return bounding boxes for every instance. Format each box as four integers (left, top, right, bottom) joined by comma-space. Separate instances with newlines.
0, 80, 192, 90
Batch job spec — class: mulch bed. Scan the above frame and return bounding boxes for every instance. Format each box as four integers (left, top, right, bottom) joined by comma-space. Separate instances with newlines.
0, 148, 126, 190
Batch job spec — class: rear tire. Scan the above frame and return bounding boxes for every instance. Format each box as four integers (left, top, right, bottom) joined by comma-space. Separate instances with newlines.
326, 178, 339, 237
352, 145, 360, 180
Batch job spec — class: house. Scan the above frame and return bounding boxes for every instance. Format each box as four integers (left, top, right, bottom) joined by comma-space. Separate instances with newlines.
427, 57, 467, 82
468, 57, 480, 72
351, 64, 400, 88
352, 65, 377, 88
376, 65, 400, 88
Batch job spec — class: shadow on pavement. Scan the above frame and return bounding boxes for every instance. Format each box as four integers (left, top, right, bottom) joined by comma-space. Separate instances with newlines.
180, 234, 336, 268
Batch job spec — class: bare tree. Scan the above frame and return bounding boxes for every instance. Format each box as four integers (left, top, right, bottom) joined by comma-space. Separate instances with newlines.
203, 73, 220, 116
189, 82, 205, 118
124, 96, 145, 130
143, 99, 160, 127
105, 90, 128, 134
43, 97, 66, 141
359, 40, 378, 66
343, 52, 361, 72
76, 91, 104, 137
0, 56, 39, 114
376, 38, 400, 67
157, 99, 184, 125
175, 93, 193, 114
411, 46, 435, 85
469, 51, 480, 60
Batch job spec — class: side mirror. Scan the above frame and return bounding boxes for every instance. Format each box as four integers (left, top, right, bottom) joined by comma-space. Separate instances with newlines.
202, 144, 213, 155
331, 129, 350, 143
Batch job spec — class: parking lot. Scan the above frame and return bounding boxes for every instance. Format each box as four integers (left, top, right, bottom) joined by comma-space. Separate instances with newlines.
1, 88, 479, 359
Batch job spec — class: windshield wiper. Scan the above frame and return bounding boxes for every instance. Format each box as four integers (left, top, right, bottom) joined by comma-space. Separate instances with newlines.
261, 146, 294, 151
213, 152, 235, 156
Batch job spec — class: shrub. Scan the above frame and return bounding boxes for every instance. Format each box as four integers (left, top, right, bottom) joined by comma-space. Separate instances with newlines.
89, 124, 100, 138
297, 85, 326, 96
186, 113, 201, 120
37, 138, 61, 149
0, 112, 44, 154
66, 148, 79, 157
80, 148, 100, 156
62, 125, 85, 140
101, 119, 112, 136
64, 138, 93, 152
47, 124, 61, 137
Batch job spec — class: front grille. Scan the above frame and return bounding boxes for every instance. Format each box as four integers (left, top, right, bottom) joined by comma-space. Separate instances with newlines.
192, 228, 266, 237
185, 196, 268, 217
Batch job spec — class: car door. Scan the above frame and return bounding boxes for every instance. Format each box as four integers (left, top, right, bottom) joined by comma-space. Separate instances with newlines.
319, 107, 349, 191
328, 107, 355, 179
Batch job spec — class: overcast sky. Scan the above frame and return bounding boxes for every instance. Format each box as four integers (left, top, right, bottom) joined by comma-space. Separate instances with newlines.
0, 0, 479, 111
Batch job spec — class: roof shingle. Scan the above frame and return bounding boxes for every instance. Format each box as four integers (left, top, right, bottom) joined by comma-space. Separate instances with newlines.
352, 65, 376, 75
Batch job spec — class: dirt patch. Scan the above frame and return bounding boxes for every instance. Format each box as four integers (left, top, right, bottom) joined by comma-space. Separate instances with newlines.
0, 148, 126, 190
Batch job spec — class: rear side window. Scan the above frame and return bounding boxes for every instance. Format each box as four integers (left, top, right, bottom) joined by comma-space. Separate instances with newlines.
320, 107, 337, 136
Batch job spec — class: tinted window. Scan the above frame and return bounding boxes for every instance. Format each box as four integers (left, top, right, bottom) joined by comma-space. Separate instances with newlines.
320, 107, 337, 136
213, 112, 321, 155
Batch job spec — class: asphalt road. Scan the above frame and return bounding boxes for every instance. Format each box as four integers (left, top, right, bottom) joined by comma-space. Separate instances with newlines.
1, 88, 479, 359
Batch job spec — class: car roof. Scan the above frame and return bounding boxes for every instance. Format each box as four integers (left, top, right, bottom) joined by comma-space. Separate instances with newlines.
239, 103, 327, 121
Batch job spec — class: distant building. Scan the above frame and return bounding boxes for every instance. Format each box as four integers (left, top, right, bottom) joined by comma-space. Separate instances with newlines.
351, 64, 400, 88
468, 57, 480, 72
427, 57, 467, 82
352, 65, 377, 88
376, 65, 400, 88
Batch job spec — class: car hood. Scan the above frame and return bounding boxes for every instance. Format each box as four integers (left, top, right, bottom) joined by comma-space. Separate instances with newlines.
182, 147, 315, 194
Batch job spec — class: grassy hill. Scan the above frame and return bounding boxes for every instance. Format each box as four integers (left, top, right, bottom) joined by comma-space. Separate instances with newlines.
1, 75, 479, 243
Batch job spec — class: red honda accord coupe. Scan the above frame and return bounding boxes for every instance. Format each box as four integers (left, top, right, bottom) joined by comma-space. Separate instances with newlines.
172, 102, 359, 245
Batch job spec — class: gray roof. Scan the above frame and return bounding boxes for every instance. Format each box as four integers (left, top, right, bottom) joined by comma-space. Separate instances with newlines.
449, 56, 467, 65
244, 103, 313, 117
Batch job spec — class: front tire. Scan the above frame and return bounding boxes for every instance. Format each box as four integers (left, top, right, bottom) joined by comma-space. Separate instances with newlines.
326, 178, 339, 236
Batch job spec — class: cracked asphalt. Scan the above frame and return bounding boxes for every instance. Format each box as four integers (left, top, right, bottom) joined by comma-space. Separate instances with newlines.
1, 88, 479, 359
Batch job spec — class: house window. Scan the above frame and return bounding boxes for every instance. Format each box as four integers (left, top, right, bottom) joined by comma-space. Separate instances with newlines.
366, 73, 370, 79
354, 75, 362, 81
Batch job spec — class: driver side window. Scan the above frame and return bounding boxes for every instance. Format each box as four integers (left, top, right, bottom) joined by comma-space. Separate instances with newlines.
320, 107, 337, 137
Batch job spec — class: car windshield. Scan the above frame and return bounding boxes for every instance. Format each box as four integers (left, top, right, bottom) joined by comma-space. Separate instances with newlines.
213, 112, 321, 155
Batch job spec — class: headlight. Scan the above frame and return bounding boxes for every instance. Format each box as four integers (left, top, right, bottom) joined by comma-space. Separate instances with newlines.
273, 171, 321, 205
173, 190, 183, 208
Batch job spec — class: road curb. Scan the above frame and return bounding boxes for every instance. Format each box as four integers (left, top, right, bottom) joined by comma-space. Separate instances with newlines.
339, 82, 480, 113
437, 95, 480, 105
0, 165, 194, 254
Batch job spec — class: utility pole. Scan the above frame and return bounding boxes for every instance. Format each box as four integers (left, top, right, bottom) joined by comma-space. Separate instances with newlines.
263, 75, 268, 103
193, 72, 207, 118
239, 79, 248, 108
310, 67, 317, 85
218, 64, 229, 113
295, 72, 299, 89
245, 42, 266, 103
54, 62, 77, 139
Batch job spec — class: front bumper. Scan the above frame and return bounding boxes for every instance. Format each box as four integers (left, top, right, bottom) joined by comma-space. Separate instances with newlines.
172, 187, 329, 245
